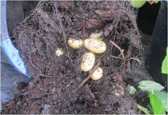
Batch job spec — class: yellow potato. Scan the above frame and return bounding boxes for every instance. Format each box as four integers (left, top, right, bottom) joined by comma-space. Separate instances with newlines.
81, 52, 95, 72
55, 48, 64, 56
68, 37, 83, 49
84, 38, 106, 53
90, 67, 103, 80
90, 30, 103, 39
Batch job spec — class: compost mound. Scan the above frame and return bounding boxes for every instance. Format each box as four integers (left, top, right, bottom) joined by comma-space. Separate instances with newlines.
2, 1, 141, 114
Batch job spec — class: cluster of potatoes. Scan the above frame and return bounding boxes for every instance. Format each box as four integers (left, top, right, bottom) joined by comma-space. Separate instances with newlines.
68, 31, 107, 80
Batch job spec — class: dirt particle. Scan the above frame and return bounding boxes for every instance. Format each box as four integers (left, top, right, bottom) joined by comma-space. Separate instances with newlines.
16, 82, 27, 90
41, 104, 50, 114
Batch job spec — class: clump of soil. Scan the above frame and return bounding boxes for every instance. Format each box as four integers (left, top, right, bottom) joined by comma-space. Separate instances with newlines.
2, 1, 141, 114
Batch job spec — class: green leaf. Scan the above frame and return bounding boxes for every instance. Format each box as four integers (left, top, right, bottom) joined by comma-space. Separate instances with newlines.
149, 91, 163, 114
148, 105, 154, 114
161, 110, 166, 115
148, 0, 160, 4
161, 47, 168, 74
131, 0, 147, 8
138, 80, 164, 92
130, 86, 136, 94
137, 104, 150, 115
152, 0, 160, 4
154, 91, 168, 112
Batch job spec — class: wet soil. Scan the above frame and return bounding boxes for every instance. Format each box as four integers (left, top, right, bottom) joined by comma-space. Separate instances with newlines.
2, 1, 141, 114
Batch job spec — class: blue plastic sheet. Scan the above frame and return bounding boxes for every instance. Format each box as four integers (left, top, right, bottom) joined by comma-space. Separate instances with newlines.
0, 1, 30, 78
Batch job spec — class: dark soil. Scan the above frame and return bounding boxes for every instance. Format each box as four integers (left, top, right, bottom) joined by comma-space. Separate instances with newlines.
2, 1, 141, 114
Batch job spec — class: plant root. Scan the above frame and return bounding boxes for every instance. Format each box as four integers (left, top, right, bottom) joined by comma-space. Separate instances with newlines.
79, 59, 101, 88
110, 41, 125, 76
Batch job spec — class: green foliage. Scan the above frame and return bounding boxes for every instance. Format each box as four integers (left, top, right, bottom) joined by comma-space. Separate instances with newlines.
138, 80, 167, 115
131, 0, 160, 8
131, 0, 147, 8
154, 91, 168, 112
137, 104, 150, 115
161, 47, 168, 74
149, 91, 163, 114
130, 86, 136, 94
138, 80, 164, 92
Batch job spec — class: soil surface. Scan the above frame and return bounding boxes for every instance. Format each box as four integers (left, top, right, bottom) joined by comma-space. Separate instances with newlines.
2, 1, 141, 114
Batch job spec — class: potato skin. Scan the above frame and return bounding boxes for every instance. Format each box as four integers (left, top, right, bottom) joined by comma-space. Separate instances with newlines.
90, 67, 103, 80
55, 48, 64, 56
84, 38, 106, 53
81, 52, 95, 72
90, 31, 103, 39
68, 38, 83, 49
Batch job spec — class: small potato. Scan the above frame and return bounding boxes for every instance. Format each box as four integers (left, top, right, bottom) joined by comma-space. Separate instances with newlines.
68, 37, 83, 49
112, 84, 124, 97
84, 38, 106, 53
55, 48, 64, 56
81, 52, 95, 72
90, 30, 103, 39
90, 67, 103, 80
